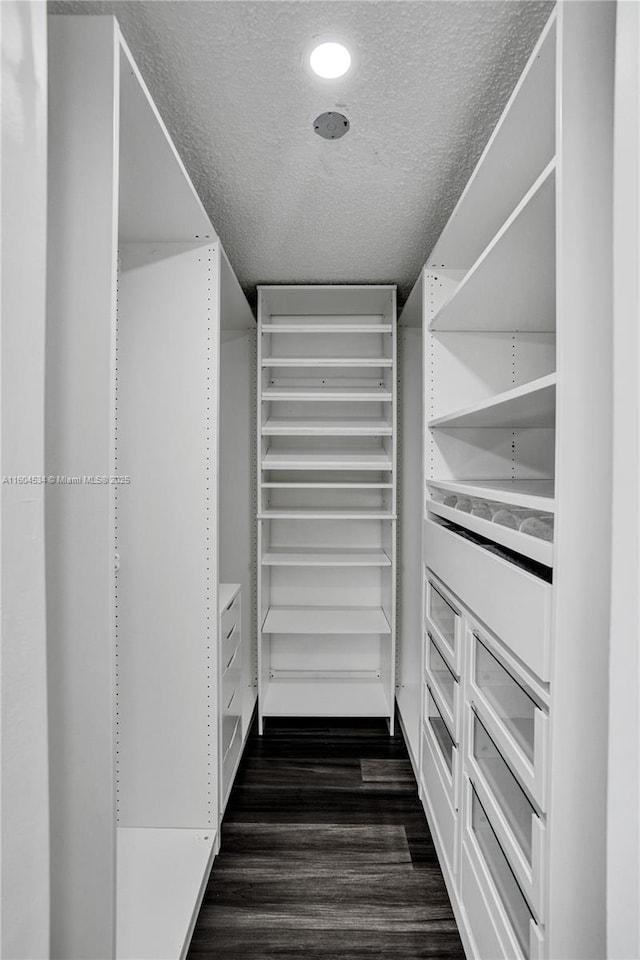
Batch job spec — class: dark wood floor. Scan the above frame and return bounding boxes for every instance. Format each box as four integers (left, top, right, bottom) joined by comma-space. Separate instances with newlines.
188, 716, 465, 959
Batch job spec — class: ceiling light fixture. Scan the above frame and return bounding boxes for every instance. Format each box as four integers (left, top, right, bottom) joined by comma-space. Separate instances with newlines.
309, 41, 351, 79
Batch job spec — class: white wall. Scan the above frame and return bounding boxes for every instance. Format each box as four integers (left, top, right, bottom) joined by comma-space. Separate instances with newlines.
608, 5, 640, 959
0, 2, 50, 956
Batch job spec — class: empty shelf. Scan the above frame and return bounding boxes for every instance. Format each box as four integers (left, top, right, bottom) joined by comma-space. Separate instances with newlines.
258, 507, 395, 519
430, 162, 556, 332
261, 482, 393, 489
262, 547, 392, 566
262, 605, 391, 634
261, 679, 390, 718
262, 418, 392, 436
262, 448, 392, 471
262, 357, 393, 367
262, 323, 392, 333
262, 385, 392, 402
116, 827, 215, 960
429, 374, 556, 429
428, 478, 555, 512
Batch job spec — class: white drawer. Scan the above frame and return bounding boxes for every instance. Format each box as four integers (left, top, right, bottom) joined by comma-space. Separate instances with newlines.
222, 640, 242, 707
421, 711, 458, 877
222, 715, 242, 807
468, 708, 545, 918
424, 518, 552, 681
469, 628, 548, 809
425, 630, 459, 736
221, 698, 241, 758
462, 779, 544, 960
221, 591, 240, 641
221, 623, 241, 676
425, 574, 461, 675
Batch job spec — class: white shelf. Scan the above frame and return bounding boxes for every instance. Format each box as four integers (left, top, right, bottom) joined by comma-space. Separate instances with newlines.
262, 448, 392, 471
262, 357, 393, 367
262, 547, 392, 566
262, 323, 392, 333
426, 500, 553, 566
262, 418, 392, 436
262, 385, 392, 402
428, 478, 555, 513
429, 374, 556, 429
261, 679, 390, 718
262, 482, 393, 489
116, 827, 215, 960
262, 605, 391, 634
430, 162, 556, 332
258, 507, 395, 520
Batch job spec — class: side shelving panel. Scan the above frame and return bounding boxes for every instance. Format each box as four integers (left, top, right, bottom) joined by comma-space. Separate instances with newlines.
257, 286, 397, 732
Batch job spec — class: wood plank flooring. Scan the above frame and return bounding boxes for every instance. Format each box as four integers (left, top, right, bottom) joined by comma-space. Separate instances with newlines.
188, 717, 465, 960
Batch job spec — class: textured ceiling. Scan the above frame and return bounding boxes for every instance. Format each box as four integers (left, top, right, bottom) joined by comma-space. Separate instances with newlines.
49, 0, 553, 305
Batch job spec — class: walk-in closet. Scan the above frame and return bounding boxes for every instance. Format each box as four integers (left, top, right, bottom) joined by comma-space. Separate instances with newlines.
2, 2, 638, 960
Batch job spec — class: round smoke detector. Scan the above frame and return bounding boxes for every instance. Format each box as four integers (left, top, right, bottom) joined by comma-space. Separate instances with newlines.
313, 111, 350, 140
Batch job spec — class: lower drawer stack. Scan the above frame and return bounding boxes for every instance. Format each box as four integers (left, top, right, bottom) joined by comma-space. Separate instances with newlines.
421, 519, 551, 960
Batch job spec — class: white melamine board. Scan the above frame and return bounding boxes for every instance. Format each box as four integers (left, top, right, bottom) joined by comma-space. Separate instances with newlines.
259, 508, 395, 520
262, 606, 391, 635
431, 163, 556, 332
263, 323, 392, 333
426, 501, 553, 567
116, 828, 215, 960
219, 583, 241, 614
262, 418, 391, 436
427, 479, 555, 512
2, 4, 50, 956
262, 448, 392, 470
118, 38, 213, 243
269, 567, 382, 609
262, 385, 392, 401
116, 242, 215, 828
262, 547, 391, 566
397, 328, 424, 767
262, 357, 393, 367
429, 13, 556, 269
262, 483, 393, 490
220, 244, 255, 330
398, 269, 424, 328
429, 428, 555, 482
428, 332, 555, 420
259, 285, 396, 319
608, 7, 640, 959
261, 680, 390, 717
429, 374, 556, 429
546, 5, 615, 957
46, 17, 119, 959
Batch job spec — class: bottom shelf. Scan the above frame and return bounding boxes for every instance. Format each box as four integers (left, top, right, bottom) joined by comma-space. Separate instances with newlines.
116, 827, 216, 960
261, 679, 390, 718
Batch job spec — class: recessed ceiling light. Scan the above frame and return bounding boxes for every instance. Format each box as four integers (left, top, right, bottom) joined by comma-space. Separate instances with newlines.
309, 41, 351, 79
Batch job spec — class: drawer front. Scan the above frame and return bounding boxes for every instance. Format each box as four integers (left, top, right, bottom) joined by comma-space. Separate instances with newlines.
222, 641, 242, 708
421, 721, 457, 876
425, 575, 460, 673
222, 716, 242, 808
221, 623, 241, 676
425, 685, 457, 784
221, 692, 242, 756
464, 780, 543, 960
426, 630, 458, 734
424, 518, 551, 681
469, 710, 545, 916
470, 630, 548, 809
221, 591, 240, 641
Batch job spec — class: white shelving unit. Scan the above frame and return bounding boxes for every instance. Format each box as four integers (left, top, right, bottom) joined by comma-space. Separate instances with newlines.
399, 6, 615, 960
257, 285, 397, 732
46, 16, 255, 960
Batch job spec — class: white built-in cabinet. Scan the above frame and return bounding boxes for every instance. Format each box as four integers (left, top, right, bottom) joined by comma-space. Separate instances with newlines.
257, 286, 397, 731
399, 5, 614, 959
46, 15, 255, 960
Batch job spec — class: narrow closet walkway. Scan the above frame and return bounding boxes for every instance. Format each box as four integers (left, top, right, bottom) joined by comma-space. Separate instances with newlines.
188, 718, 465, 959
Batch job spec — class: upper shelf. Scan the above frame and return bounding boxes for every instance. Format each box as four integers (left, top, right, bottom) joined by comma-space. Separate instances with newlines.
430, 162, 556, 332
262, 447, 392, 471
262, 385, 392, 402
427, 478, 555, 513
262, 357, 393, 368
117, 34, 214, 243
258, 286, 396, 321
428, 11, 556, 271
261, 605, 392, 635
262, 320, 392, 333
429, 373, 556, 429
262, 418, 392, 436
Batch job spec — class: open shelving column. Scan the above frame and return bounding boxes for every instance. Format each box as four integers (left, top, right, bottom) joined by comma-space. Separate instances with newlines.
257, 286, 397, 732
